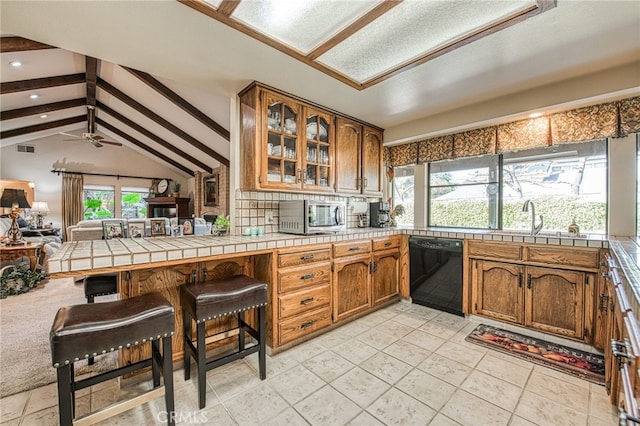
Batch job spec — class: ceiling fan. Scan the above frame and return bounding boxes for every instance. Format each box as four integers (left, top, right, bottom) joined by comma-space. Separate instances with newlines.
60, 131, 122, 148
59, 105, 122, 148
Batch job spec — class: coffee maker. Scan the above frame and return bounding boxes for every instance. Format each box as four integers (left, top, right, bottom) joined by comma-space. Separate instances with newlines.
369, 201, 390, 228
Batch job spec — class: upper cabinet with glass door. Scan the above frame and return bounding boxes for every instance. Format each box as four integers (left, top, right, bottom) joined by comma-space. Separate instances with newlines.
264, 92, 301, 189
239, 82, 380, 194
303, 107, 334, 192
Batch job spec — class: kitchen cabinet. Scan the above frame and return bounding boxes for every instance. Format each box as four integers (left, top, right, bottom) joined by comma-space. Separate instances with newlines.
468, 241, 600, 343
275, 246, 332, 346
239, 84, 337, 193
335, 117, 383, 196
372, 236, 401, 306
332, 240, 372, 322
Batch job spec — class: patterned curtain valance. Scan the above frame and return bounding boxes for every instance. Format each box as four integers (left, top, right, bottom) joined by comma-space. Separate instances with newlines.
620, 96, 640, 136
418, 135, 453, 163
383, 95, 639, 166
453, 127, 496, 158
550, 102, 617, 144
497, 117, 549, 153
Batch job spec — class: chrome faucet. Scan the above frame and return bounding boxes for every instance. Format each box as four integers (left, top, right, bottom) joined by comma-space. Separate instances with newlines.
522, 199, 543, 236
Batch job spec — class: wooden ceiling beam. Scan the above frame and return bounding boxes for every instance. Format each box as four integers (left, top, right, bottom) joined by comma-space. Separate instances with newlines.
96, 117, 195, 176
217, 0, 241, 16
97, 77, 229, 167
85, 57, 98, 107
0, 115, 85, 139
307, 0, 403, 60
97, 101, 213, 174
123, 66, 230, 141
0, 73, 85, 94
0, 36, 55, 53
0, 98, 86, 121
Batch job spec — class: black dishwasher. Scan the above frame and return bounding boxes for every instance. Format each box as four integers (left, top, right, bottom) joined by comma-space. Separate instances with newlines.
409, 237, 464, 316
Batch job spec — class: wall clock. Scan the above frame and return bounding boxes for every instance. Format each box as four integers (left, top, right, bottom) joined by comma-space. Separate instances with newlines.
157, 179, 169, 196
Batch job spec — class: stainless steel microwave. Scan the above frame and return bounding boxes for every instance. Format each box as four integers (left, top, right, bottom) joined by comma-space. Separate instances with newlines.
279, 200, 346, 235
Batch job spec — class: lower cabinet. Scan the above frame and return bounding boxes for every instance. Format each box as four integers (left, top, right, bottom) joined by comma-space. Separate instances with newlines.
372, 248, 401, 306
472, 259, 591, 342
333, 253, 372, 322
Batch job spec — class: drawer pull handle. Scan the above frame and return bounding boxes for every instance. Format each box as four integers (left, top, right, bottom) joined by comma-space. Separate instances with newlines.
300, 297, 314, 305
301, 254, 315, 260
301, 274, 314, 280
384, 242, 392, 246
300, 320, 315, 329
348, 247, 360, 251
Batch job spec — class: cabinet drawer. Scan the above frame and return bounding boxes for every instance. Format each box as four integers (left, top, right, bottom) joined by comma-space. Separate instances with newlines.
372, 236, 401, 251
278, 306, 332, 345
467, 241, 522, 261
278, 284, 331, 319
279, 263, 331, 292
333, 241, 371, 258
526, 246, 599, 269
278, 248, 331, 268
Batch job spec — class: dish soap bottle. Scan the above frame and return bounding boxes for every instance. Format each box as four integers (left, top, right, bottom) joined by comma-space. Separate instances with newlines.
568, 218, 579, 237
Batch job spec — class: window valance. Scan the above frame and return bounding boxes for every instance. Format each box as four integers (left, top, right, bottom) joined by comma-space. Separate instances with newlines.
385, 96, 639, 166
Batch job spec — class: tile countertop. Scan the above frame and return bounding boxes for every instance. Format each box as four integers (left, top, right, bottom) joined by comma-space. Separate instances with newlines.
48, 227, 610, 276
607, 236, 640, 314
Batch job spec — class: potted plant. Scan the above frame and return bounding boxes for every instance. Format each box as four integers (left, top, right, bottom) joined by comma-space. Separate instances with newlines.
0, 264, 42, 299
172, 182, 181, 197
213, 215, 231, 236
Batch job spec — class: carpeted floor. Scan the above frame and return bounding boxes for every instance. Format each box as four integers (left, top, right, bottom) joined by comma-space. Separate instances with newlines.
466, 323, 605, 385
0, 277, 117, 397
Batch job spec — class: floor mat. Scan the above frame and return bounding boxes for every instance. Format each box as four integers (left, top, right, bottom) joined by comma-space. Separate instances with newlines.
466, 324, 605, 385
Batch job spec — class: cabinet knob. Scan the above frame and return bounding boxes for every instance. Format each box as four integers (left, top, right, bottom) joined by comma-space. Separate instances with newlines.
300, 297, 314, 305
300, 273, 314, 280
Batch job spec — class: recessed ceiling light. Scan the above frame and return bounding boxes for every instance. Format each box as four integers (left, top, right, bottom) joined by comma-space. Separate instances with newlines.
29, 94, 40, 100
40, 114, 48, 119
9, 60, 22, 67
529, 112, 543, 118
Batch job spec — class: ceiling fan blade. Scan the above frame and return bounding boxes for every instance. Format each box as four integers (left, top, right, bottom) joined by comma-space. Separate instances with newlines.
90, 139, 103, 148
90, 135, 105, 140
100, 140, 123, 147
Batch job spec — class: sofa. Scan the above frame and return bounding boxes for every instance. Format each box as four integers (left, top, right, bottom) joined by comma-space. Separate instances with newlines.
67, 218, 172, 242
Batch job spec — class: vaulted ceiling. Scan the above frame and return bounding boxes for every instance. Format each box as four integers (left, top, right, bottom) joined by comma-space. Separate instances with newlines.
1, 0, 639, 161
0, 37, 231, 177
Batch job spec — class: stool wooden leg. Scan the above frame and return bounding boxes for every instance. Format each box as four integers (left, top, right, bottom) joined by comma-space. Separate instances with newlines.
87, 296, 95, 365
197, 321, 206, 409
259, 305, 266, 380
162, 336, 176, 426
238, 311, 245, 351
56, 364, 73, 426
183, 310, 191, 381
151, 340, 161, 388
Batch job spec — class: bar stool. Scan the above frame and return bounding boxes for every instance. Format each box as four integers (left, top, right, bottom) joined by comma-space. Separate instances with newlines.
50, 292, 176, 426
83, 273, 118, 365
180, 274, 267, 409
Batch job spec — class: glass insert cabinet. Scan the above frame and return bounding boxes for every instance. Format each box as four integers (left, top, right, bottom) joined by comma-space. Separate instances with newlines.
239, 82, 382, 195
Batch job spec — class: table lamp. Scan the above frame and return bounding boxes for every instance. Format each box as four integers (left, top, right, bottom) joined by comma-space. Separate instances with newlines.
31, 201, 50, 229
0, 188, 31, 245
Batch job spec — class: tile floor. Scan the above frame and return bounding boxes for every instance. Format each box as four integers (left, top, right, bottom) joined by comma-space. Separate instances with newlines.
1, 302, 618, 425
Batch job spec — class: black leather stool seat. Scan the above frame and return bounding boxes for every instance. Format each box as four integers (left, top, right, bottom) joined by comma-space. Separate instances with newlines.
180, 274, 267, 322
84, 273, 118, 301
50, 292, 174, 367
181, 274, 267, 409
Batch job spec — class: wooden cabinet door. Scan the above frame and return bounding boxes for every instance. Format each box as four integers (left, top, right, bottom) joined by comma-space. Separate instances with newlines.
372, 248, 400, 306
524, 266, 585, 340
333, 254, 371, 322
126, 264, 197, 364
261, 91, 302, 190
362, 127, 383, 196
604, 271, 620, 403
593, 267, 610, 351
302, 107, 334, 192
473, 260, 524, 324
335, 117, 362, 194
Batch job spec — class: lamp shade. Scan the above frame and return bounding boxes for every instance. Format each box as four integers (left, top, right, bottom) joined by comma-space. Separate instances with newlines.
31, 201, 50, 213
0, 189, 31, 209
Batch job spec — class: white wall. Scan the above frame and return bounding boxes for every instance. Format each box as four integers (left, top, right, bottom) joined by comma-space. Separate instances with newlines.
609, 134, 637, 236
0, 134, 188, 229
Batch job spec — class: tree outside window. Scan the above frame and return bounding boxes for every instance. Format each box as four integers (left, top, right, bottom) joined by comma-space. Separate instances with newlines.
121, 187, 148, 219
83, 186, 115, 220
